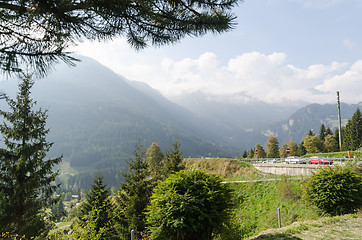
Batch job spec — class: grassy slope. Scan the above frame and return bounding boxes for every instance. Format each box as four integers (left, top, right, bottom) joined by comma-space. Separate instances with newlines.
249, 214, 361, 240
183, 158, 359, 239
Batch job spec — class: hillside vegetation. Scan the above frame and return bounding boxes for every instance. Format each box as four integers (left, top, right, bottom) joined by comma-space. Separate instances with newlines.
249, 214, 361, 240
182, 158, 360, 239
183, 158, 256, 178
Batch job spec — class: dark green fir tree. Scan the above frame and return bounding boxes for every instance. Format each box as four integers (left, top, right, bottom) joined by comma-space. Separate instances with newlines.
343, 108, 362, 150
242, 150, 248, 158
0, 74, 61, 238
319, 123, 326, 141
77, 172, 115, 238
162, 139, 185, 177
297, 141, 307, 156
116, 138, 153, 233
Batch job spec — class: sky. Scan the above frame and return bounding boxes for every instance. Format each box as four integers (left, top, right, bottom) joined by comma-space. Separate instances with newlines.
74, 0, 362, 106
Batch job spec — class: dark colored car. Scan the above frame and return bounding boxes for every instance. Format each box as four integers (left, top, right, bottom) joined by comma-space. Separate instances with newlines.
306, 156, 333, 165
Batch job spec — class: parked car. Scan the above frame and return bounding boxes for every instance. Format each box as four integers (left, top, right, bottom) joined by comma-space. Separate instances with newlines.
306, 156, 333, 165
285, 156, 306, 164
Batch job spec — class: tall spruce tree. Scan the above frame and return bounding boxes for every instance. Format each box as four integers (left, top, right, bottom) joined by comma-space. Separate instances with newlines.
116, 138, 153, 233
247, 148, 254, 158
343, 108, 362, 150
326, 127, 333, 136
162, 139, 184, 177
0, 74, 61, 238
319, 123, 326, 141
77, 172, 115, 238
242, 150, 248, 158
297, 141, 307, 156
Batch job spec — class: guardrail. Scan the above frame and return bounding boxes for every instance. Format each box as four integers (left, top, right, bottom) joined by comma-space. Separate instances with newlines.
237, 158, 361, 164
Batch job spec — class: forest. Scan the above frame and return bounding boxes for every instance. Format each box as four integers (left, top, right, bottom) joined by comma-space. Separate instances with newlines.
0, 75, 361, 239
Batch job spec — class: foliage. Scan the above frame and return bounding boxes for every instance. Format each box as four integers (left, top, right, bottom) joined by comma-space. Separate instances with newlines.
287, 139, 298, 156
266, 135, 280, 158
302, 134, 323, 153
50, 199, 66, 222
0, 74, 61, 238
323, 134, 339, 153
76, 173, 115, 238
342, 108, 362, 151
162, 139, 184, 177
279, 143, 288, 158
280, 140, 298, 158
146, 170, 234, 240
233, 179, 321, 239
254, 144, 266, 158
47, 207, 106, 240
305, 164, 362, 215
242, 150, 248, 158
145, 142, 164, 180
247, 148, 254, 158
182, 158, 254, 179
0, 0, 238, 76
319, 123, 326, 141
116, 138, 153, 233
297, 141, 307, 156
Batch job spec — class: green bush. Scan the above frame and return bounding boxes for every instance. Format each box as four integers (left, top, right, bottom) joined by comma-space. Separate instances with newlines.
305, 164, 362, 215
146, 170, 234, 240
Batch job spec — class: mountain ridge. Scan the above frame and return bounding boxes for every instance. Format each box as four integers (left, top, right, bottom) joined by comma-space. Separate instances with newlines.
1, 56, 360, 187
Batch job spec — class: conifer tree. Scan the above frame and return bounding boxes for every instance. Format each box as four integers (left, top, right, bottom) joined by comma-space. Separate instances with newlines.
242, 150, 248, 158
319, 123, 326, 141
77, 173, 114, 237
343, 108, 362, 150
0, 0, 239, 76
162, 139, 185, 177
247, 148, 254, 158
0, 74, 61, 238
325, 127, 333, 136
116, 139, 153, 233
297, 142, 307, 156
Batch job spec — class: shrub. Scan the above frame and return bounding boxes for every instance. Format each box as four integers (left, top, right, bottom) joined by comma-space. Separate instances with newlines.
305, 165, 362, 215
146, 170, 234, 240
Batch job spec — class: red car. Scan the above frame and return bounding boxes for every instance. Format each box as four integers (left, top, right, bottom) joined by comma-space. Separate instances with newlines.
306, 156, 333, 165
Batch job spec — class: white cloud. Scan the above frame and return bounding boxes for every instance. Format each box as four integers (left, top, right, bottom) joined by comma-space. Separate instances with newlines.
315, 60, 362, 103
151, 52, 355, 105
73, 40, 361, 105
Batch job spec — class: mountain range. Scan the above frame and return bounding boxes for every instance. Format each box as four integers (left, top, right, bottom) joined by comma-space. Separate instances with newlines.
0, 56, 360, 187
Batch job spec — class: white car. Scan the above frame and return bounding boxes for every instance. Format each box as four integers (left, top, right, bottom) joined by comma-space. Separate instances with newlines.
285, 156, 306, 164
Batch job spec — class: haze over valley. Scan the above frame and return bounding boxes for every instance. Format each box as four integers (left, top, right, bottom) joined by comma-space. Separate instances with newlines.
1, 57, 360, 187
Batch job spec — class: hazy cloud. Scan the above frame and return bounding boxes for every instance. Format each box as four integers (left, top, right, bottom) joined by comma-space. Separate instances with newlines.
153, 52, 354, 105
75, 40, 360, 105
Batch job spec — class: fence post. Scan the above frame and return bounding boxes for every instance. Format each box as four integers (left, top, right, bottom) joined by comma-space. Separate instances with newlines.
278, 208, 281, 228
131, 229, 135, 240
